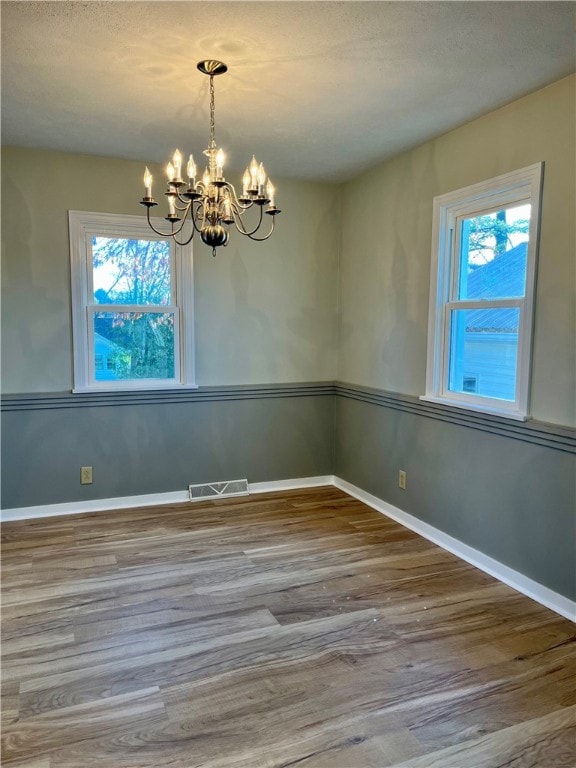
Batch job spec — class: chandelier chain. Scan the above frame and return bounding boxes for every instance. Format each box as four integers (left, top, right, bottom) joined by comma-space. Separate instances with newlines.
209, 75, 216, 149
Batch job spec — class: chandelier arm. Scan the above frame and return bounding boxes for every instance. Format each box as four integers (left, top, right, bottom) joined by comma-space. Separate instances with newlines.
144, 207, 178, 237
246, 217, 276, 242
145, 206, 191, 239
231, 204, 265, 237
170, 223, 196, 247
195, 201, 209, 232
230, 197, 255, 213
224, 183, 254, 212
189, 202, 202, 233
176, 191, 197, 205
168, 216, 192, 238
235, 200, 255, 212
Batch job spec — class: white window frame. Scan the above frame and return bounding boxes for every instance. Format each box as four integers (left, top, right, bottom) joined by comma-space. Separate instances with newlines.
422, 163, 543, 421
69, 211, 196, 392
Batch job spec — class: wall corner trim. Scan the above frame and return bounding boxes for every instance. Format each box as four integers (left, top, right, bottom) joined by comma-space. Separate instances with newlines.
333, 476, 575, 622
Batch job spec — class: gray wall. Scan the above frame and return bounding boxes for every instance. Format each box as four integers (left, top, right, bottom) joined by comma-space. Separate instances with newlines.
335, 391, 575, 599
2, 387, 335, 509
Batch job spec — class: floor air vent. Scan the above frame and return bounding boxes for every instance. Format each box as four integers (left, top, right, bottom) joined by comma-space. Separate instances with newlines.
188, 479, 249, 502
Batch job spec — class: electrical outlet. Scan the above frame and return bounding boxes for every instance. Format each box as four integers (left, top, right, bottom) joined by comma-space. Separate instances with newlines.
80, 466, 93, 484
398, 470, 407, 490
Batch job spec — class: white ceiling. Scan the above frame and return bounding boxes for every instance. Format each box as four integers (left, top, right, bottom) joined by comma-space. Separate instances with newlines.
2, 1, 575, 182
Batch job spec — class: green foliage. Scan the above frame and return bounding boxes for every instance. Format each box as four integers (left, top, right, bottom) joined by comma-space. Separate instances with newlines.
467, 210, 529, 264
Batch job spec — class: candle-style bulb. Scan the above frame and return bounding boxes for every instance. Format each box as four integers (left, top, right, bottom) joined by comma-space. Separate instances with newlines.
187, 154, 196, 181
166, 162, 175, 182
266, 179, 275, 206
257, 163, 267, 196
143, 166, 153, 193
202, 167, 211, 188
242, 169, 251, 195
216, 148, 225, 169
172, 149, 183, 181
249, 156, 259, 190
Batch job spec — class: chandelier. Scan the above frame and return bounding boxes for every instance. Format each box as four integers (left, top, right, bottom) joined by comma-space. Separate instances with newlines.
140, 60, 280, 256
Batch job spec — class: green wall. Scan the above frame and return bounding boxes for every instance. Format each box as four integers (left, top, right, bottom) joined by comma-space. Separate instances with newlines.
1, 149, 341, 392
337, 74, 575, 428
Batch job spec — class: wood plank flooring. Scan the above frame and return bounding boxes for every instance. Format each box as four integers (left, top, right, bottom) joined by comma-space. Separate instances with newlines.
1, 486, 575, 767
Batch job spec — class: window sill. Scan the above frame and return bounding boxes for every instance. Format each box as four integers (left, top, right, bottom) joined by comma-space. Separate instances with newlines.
72, 383, 199, 394
419, 395, 528, 422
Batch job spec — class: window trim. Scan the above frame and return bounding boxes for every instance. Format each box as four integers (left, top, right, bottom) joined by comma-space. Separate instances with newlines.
69, 210, 196, 392
422, 163, 543, 421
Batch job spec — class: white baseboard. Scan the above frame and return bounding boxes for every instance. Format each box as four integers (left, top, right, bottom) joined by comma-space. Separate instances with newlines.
0, 476, 335, 523
333, 476, 576, 623
2, 475, 573, 622
249, 475, 335, 494
1, 490, 191, 522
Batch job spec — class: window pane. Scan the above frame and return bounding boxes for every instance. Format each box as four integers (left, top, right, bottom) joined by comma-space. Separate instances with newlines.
448, 308, 520, 401
92, 237, 171, 305
93, 312, 175, 381
457, 204, 530, 300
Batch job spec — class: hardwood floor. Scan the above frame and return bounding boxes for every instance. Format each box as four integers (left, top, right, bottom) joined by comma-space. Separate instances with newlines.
1, 486, 574, 767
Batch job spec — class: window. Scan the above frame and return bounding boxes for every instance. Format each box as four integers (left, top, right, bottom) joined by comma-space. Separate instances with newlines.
423, 163, 543, 420
69, 211, 195, 391
462, 375, 478, 394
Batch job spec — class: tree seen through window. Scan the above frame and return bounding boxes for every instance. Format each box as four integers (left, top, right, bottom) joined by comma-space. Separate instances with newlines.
91, 237, 174, 380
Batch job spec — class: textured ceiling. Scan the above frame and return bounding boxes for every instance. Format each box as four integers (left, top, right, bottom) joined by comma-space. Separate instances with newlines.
2, 1, 575, 181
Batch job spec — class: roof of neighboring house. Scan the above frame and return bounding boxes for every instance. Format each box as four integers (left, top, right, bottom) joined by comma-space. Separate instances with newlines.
94, 332, 126, 355
465, 242, 527, 333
